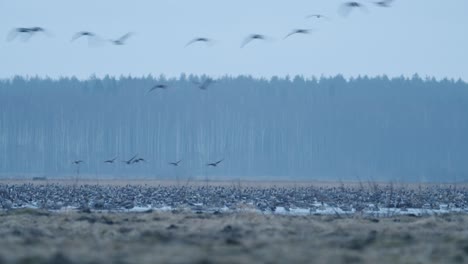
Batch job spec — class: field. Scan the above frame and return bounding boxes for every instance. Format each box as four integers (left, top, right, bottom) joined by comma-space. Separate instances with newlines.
0, 209, 467, 264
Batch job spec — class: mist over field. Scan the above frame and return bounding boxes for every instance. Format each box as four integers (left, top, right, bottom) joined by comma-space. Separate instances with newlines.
1, 75, 467, 182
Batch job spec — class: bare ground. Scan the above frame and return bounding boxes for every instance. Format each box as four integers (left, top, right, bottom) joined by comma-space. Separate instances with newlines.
0, 210, 467, 264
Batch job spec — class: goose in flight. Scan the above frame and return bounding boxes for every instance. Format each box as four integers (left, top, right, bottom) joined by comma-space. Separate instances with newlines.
207, 159, 224, 167
148, 84, 168, 93
193, 78, 214, 90
284, 29, 312, 40
110, 32, 133, 45
185, 37, 212, 47
123, 155, 138, 165
373, 0, 394, 7
132, 158, 146, 164
71, 31, 97, 41
305, 14, 329, 19
241, 34, 266, 48
104, 157, 117, 163
169, 160, 182, 166
7, 27, 49, 41
340, 2, 367, 16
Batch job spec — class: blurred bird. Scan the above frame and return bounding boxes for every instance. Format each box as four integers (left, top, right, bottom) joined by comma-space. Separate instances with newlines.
132, 158, 146, 164
207, 159, 224, 167
169, 160, 182, 166
71, 31, 97, 41
72, 160, 84, 165
305, 14, 329, 19
104, 157, 117, 163
109, 32, 133, 45
185, 37, 212, 47
7, 27, 49, 41
284, 29, 312, 40
123, 155, 138, 165
373, 0, 394, 7
241, 34, 266, 48
148, 84, 168, 93
340, 2, 367, 16
193, 78, 214, 90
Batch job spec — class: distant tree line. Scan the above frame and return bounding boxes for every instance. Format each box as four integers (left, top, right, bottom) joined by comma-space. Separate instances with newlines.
0, 74, 467, 182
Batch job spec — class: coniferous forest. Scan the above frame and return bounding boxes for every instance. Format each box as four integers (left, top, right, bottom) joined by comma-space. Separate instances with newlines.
1, 74, 467, 182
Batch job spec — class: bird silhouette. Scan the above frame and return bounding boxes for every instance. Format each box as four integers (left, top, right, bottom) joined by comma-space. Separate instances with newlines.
305, 14, 329, 19
340, 2, 367, 16
7, 27, 49, 41
72, 160, 84, 165
123, 155, 138, 165
71, 31, 97, 41
241, 34, 266, 48
104, 157, 117, 163
169, 160, 182, 166
193, 78, 214, 90
185, 37, 212, 47
284, 29, 312, 40
373, 0, 393, 7
207, 159, 224, 167
109, 32, 133, 45
132, 158, 146, 164
148, 84, 168, 93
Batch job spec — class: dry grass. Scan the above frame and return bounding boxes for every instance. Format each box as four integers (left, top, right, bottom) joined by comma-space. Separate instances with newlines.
1, 178, 466, 189
0, 209, 467, 264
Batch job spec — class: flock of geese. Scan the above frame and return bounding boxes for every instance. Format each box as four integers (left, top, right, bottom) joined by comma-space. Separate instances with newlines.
10, 1, 393, 172
7, 1, 395, 48
72, 156, 224, 169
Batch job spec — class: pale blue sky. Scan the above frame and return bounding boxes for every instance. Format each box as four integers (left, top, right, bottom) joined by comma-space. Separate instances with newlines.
1, 0, 467, 80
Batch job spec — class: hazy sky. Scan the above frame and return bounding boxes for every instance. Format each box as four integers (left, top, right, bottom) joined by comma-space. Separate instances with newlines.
1, 0, 467, 80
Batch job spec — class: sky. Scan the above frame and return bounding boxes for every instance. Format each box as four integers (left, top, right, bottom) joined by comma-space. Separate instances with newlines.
1, 0, 467, 80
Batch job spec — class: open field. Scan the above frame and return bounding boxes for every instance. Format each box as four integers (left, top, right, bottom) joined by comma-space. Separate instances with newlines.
0, 210, 467, 264
1, 178, 467, 188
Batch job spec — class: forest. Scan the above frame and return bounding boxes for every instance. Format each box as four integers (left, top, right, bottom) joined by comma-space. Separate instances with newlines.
0, 74, 467, 182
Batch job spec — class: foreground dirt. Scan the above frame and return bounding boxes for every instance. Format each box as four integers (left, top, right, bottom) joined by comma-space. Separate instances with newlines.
0, 210, 467, 264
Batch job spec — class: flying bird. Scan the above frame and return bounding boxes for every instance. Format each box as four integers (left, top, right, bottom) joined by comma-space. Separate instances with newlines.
207, 159, 224, 167
104, 157, 117, 163
193, 78, 214, 90
148, 84, 168, 93
123, 155, 138, 165
132, 158, 146, 164
169, 160, 182, 166
109, 32, 133, 45
72, 160, 84, 165
185, 37, 212, 47
284, 29, 312, 40
373, 0, 394, 7
71, 31, 97, 41
7, 27, 49, 41
241, 34, 266, 48
305, 14, 329, 19
340, 2, 367, 16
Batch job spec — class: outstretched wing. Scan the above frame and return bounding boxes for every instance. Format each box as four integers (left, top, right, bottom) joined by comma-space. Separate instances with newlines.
117, 32, 133, 43
283, 31, 297, 40
6, 28, 21, 41
241, 36, 255, 48
185, 38, 199, 47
